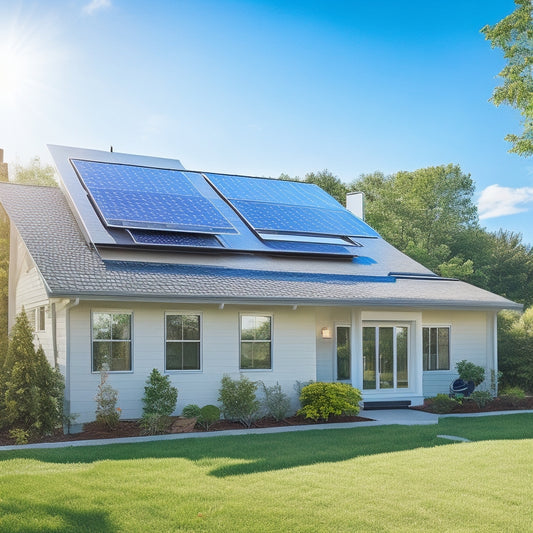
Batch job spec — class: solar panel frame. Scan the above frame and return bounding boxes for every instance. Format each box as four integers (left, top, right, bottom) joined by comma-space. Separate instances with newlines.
127, 229, 223, 248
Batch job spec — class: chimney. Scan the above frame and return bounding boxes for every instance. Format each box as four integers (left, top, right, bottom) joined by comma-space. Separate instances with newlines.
0, 149, 8, 182
346, 191, 365, 220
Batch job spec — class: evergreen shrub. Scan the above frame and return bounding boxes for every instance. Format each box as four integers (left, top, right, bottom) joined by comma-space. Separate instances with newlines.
297, 382, 362, 421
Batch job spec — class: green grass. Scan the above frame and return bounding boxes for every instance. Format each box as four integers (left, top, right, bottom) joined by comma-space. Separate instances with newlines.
0, 414, 532, 532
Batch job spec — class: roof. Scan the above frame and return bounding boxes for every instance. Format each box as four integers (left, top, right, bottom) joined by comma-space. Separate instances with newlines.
0, 148, 521, 311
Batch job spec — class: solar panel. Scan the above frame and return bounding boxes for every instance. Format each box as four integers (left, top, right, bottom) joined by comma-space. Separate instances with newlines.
204, 173, 379, 238
71, 160, 237, 234
263, 240, 357, 257
128, 229, 222, 248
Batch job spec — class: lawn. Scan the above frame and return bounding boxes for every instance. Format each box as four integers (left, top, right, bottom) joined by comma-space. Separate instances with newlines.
0, 414, 532, 532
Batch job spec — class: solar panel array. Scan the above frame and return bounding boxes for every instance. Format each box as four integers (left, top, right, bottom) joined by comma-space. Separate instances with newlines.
204, 173, 379, 238
71, 159, 377, 257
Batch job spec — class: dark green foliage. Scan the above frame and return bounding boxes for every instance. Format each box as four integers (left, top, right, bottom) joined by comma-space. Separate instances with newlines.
298, 382, 361, 421
218, 374, 260, 427
481, 0, 533, 156
182, 404, 201, 418
429, 394, 458, 414
142, 369, 178, 418
500, 386, 526, 405
197, 405, 220, 430
1, 310, 63, 435
498, 308, 533, 392
259, 381, 291, 421
456, 360, 486, 387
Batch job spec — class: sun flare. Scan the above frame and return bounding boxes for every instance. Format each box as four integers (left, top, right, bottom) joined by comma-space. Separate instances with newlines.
0, 42, 35, 105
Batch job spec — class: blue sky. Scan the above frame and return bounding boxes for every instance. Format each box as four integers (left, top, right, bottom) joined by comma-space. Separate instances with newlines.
1, 0, 532, 244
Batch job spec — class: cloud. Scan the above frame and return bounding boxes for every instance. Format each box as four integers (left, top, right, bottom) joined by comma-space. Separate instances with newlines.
83, 0, 111, 15
478, 184, 533, 220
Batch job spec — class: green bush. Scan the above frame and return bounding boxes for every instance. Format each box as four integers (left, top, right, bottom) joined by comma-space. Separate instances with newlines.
469, 390, 493, 409
297, 382, 362, 421
429, 394, 458, 414
456, 360, 485, 386
500, 386, 526, 406
2, 310, 64, 435
9, 428, 29, 445
141, 369, 178, 435
218, 374, 260, 428
197, 405, 220, 430
259, 381, 291, 421
95, 363, 120, 429
182, 404, 201, 418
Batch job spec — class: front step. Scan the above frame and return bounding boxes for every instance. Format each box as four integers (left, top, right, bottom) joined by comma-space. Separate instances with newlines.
363, 400, 412, 410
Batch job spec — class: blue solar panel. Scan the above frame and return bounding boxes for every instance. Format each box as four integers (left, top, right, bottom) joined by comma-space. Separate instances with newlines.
263, 240, 357, 257
128, 229, 222, 248
204, 172, 379, 238
72, 160, 236, 234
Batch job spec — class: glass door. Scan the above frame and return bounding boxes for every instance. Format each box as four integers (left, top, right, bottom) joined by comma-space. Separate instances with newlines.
362, 325, 408, 390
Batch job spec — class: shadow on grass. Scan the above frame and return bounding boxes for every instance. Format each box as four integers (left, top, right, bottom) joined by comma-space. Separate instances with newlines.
1, 414, 532, 478
0, 500, 116, 533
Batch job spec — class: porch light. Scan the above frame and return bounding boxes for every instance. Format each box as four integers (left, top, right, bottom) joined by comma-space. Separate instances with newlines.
321, 326, 333, 339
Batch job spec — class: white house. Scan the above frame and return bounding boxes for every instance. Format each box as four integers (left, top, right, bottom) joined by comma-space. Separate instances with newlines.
0, 145, 521, 427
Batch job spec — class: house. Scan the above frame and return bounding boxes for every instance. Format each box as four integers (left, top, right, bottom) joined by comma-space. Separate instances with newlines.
0, 145, 521, 427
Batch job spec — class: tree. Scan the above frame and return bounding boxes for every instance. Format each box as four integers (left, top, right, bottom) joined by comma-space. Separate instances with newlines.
1, 310, 63, 434
13, 156, 58, 187
481, 0, 533, 156
350, 165, 479, 273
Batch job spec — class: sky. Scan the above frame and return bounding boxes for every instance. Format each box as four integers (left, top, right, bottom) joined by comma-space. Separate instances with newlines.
0, 0, 532, 245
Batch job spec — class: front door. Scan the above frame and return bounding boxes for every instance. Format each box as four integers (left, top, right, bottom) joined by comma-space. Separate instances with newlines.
362, 325, 408, 390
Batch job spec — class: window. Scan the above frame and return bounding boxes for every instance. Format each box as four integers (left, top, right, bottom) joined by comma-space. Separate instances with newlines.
423, 327, 450, 371
363, 325, 409, 390
240, 315, 272, 370
166, 314, 201, 370
38, 306, 46, 331
92, 312, 132, 372
336, 325, 351, 381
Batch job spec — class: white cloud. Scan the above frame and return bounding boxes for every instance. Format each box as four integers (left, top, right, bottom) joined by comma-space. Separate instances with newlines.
83, 0, 111, 15
478, 184, 533, 220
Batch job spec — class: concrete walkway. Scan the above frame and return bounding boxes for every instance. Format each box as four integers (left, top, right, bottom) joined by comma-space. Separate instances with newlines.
1, 409, 532, 452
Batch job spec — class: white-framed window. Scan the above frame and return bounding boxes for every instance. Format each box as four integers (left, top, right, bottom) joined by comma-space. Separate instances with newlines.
165, 313, 201, 371
92, 311, 132, 372
38, 306, 46, 331
336, 325, 351, 381
240, 314, 272, 370
423, 326, 450, 371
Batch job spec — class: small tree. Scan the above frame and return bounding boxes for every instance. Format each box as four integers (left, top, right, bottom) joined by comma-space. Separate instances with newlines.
456, 360, 486, 387
1, 310, 63, 435
95, 363, 120, 429
140, 369, 178, 434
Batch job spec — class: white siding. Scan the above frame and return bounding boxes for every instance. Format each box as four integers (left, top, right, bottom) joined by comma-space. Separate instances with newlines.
421, 310, 493, 397
67, 302, 316, 423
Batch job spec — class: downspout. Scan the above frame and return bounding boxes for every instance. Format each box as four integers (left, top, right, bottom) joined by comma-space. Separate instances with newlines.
51, 302, 58, 369
64, 298, 80, 433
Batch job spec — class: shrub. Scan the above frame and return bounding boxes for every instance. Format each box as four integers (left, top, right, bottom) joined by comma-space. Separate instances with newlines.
218, 374, 260, 428
141, 369, 178, 435
297, 382, 362, 421
9, 428, 29, 445
456, 360, 485, 387
197, 405, 220, 430
500, 386, 526, 406
182, 404, 201, 418
2, 310, 64, 435
95, 363, 120, 429
429, 394, 458, 414
259, 381, 291, 421
469, 390, 493, 409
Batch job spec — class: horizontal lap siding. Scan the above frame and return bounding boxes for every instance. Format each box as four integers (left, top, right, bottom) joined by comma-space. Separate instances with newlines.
422, 310, 489, 397
68, 302, 316, 423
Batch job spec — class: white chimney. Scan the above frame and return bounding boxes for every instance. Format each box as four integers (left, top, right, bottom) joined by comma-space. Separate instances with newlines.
346, 192, 365, 220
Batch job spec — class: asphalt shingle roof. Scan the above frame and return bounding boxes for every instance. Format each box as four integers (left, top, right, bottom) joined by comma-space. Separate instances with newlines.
0, 182, 521, 310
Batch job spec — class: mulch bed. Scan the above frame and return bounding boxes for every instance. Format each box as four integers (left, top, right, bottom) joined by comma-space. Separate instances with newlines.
0, 414, 373, 447
411, 396, 533, 414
